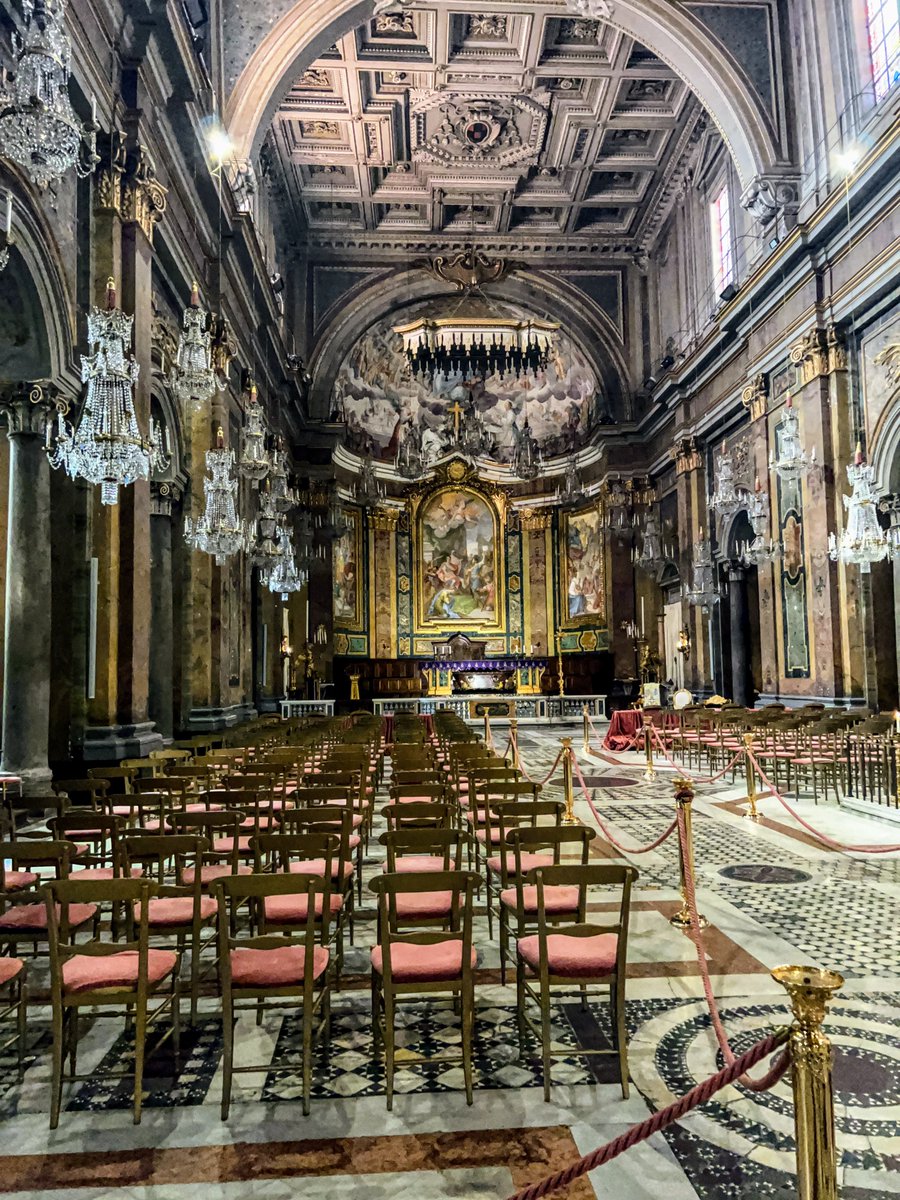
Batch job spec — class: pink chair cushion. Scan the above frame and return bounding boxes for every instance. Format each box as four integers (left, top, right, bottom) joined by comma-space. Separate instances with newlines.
72, 866, 144, 881
393, 890, 457, 919
0, 903, 96, 930
517, 932, 619, 978
111, 804, 136, 817
183, 803, 223, 813
137, 896, 217, 925
499, 885, 581, 915
230, 944, 329, 987
62, 948, 177, 995
486, 852, 554, 876
263, 893, 344, 922
0, 957, 24, 986
181, 864, 253, 885
140, 820, 171, 833
3, 871, 38, 891
389, 855, 449, 874
212, 836, 253, 854
395, 794, 438, 805
288, 859, 354, 882
240, 814, 280, 829
371, 940, 476, 982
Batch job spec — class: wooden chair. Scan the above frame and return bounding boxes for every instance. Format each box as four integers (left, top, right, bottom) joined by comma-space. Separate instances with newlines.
214, 873, 333, 1117
0, 955, 27, 1080
369, 870, 480, 1109
381, 801, 454, 832
514, 863, 637, 1100
0, 840, 96, 958
43, 877, 181, 1126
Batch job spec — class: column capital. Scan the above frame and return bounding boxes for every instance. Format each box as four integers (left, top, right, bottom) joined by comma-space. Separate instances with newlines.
121, 144, 168, 244
150, 479, 183, 516
670, 434, 701, 475
0, 381, 68, 438
741, 373, 769, 422
790, 324, 848, 385
740, 172, 801, 235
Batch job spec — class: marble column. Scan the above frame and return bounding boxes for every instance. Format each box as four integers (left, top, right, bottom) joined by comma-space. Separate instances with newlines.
149, 482, 177, 741
0, 386, 57, 792
728, 562, 751, 706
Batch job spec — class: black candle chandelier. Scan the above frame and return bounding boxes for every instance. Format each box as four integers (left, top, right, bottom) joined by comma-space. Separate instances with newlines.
397, 317, 558, 383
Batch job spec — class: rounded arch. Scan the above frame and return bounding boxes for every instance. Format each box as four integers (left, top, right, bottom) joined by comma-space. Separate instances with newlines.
0, 166, 78, 394
225, 0, 782, 188
307, 267, 632, 423
869, 392, 900, 494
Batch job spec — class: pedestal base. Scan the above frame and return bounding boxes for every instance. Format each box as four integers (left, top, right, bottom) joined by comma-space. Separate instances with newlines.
187, 703, 257, 731
82, 722, 164, 762
0, 764, 51, 796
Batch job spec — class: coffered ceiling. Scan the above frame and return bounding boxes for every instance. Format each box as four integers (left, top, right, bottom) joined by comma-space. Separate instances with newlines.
263, 3, 708, 260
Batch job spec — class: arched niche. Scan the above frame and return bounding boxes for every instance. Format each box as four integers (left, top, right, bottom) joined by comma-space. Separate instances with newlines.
307, 266, 630, 426
224, 0, 783, 189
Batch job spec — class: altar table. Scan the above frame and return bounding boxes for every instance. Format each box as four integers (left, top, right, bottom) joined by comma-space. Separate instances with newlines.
603, 709, 678, 751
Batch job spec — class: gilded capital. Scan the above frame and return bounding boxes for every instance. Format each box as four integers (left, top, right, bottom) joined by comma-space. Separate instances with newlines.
741, 373, 768, 422
519, 507, 551, 531
372, 507, 400, 532
670, 435, 701, 475
790, 325, 847, 385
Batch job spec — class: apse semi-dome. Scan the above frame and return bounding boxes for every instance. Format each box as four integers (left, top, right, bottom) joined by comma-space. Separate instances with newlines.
332, 298, 604, 466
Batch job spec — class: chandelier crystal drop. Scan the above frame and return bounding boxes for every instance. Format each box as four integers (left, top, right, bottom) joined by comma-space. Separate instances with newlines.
770, 394, 815, 481
709, 441, 747, 517
237, 383, 270, 482
184, 427, 249, 565
828, 444, 892, 573
395, 315, 559, 383
683, 534, 720, 609
171, 283, 216, 404
0, 0, 97, 187
49, 278, 166, 505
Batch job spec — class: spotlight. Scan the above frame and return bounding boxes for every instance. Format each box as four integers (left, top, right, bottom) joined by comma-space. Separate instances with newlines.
206, 122, 233, 166
719, 283, 737, 303
768, 235, 779, 250
660, 354, 675, 370
834, 143, 863, 176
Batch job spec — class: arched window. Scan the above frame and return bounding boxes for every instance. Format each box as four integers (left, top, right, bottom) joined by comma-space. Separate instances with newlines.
865, 0, 900, 101
710, 184, 734, 297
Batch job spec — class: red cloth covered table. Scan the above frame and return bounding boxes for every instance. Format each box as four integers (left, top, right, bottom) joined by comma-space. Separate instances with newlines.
602, 709, 678, 751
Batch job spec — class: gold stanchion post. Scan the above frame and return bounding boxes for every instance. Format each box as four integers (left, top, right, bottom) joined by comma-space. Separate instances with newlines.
771, 965, 843, 1200
670, 777, 707, 928
483, 709, 493, 749
583, 703, 590, 754
561, 737, 578, 825
743, 731, 761, 821
509, 716, 519, 767
642, 717, 657, 782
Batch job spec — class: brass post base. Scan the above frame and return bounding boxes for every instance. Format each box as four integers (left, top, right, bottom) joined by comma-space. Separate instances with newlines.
643, 767, 658, 782
670, 905, 708, 929
561, 810, 580, 827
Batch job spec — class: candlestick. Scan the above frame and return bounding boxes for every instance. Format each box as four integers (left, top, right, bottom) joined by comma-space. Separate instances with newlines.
640, 597, 645, 637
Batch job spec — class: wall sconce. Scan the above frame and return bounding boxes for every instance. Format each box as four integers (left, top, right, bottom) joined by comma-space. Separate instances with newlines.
314, 623, 328, 645
676, 626, 691, 660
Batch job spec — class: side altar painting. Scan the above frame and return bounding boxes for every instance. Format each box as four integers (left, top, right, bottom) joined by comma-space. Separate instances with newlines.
333, 507, 363, 629
416, 487, 502, 629
561, 505, 606, 624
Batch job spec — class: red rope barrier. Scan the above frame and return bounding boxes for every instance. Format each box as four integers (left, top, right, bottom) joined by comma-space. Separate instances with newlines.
510, 733, 566, 787
504, 1028, 789, 1200
675, 805, 791, 1091
649, 725, 744, 785
744, 746, 900, 854
570, 754, 678, 854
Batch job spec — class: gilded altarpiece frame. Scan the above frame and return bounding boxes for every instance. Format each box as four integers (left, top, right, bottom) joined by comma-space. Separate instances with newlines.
409, 468, 507, 639
556, 503, 608, 651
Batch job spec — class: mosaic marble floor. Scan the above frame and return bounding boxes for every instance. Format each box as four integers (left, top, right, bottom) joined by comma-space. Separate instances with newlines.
1, 720, 899, 1200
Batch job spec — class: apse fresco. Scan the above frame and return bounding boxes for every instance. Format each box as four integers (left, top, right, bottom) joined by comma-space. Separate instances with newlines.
418, 488, 499, 626
562, 506, 605, 624
332, 300, 604, 464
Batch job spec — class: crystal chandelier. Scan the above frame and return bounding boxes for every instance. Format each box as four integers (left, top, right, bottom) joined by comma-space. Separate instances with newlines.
269, 441, 290, 505
555, 455, 586, 509
171, 283, 215, 404
460, 405, 491, 460
50, 278, 167, 505
265, 529, 307, 599
395, 315, 558, 383
237, 383, 270, 482
512, 402, 541, 480
184, 428, 249, 565
602, 479, 636, 540
634, 510, 668, 577
0, 0, 97, 188
709, 441, 747, 517
770, 394, 815, 481
683, 534, 720, 609
739, 477, 782, 567
249, 486, 283, 575
356, 455, 385, 508
828, 445, 892, 573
